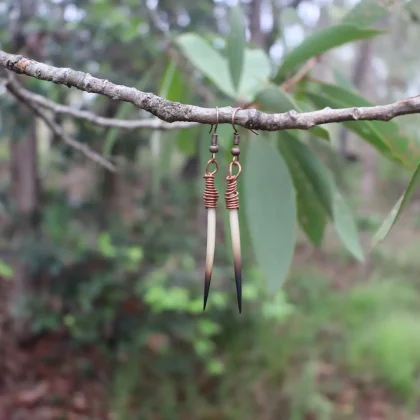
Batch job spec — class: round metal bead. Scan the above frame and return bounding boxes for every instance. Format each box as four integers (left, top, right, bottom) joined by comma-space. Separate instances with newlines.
231, 146, 240, 156
209, 145, 219, 153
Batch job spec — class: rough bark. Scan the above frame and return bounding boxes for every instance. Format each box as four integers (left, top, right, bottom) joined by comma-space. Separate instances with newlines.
2, 50, 420, 133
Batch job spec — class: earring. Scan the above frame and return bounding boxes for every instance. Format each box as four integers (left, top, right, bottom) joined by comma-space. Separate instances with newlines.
203, 108, 220, 311
226, 108, 243, 313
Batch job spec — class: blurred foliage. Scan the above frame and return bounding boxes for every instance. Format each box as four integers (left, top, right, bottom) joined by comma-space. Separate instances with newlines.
2, 0, 420, 418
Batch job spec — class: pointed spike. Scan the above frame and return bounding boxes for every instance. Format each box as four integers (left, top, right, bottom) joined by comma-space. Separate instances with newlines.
203, 273, 211, 311
203, 208, 216, 311
229, 209, 242, 314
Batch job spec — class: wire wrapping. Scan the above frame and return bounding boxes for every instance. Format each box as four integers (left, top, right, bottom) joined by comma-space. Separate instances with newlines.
225, 160, 241, 210
203, 172, 219, 208
225, 175, 239, 210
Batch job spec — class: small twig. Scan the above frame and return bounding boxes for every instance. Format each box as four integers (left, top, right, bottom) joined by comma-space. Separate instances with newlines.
4, 74, 116, 171
3, 76, 198, 131
282, 57, 318, 92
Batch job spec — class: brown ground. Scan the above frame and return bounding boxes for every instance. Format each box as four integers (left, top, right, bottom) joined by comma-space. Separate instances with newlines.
0, 211, 418, 419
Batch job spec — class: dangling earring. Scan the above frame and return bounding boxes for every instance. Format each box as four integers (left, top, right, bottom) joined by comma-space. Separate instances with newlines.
203, 108, 220, 311
225, 108, 243, 313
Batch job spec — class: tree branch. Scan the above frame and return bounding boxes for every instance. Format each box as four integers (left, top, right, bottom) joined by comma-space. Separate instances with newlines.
4, 76, 198, 130
1, 49, 420, 132
282, 57, 318, 92
4, 74, 116, 171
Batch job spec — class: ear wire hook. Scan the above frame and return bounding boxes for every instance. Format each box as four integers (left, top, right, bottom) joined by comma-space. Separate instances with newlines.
231, 107, 259, 136
209, 107, 220, 134
231, 107, 241, 134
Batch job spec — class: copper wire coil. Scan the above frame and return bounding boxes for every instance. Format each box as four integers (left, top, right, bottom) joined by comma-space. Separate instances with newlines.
203, 172, 219, 208
225, 175, 240, 210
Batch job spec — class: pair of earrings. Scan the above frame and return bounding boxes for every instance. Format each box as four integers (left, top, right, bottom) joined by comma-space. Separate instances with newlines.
203, 107, 244, 313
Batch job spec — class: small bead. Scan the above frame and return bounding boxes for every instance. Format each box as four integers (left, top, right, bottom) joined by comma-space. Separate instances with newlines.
209, 145, 219, 153
231, 146, 240, 156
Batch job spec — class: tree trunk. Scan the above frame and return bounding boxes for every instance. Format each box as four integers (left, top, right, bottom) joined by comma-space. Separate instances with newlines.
10, 121, 39, 222
339, 41, 373, 159
8, 0, 42, 340
9, 114, 40, 340
349, 42, 377, 202
249, 0, 266, 48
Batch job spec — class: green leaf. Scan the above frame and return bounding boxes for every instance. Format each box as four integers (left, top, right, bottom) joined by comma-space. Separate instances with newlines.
160, 61, 184, 101
177, 127, 198, 157
244, 137, 297, 292
305, 82, 420, 171
152, 61, 184, 194
256, 85, 297, 113
305, 91, 394, 160
166, 61, 197, 158
237, 49, 271, 101
227, 5, 246, 91
0, 259, 13, 279
273, 25, 384, 83
256, 85, 329, 141
198, 319, 220, 336
126, 246, 144, 263
216, 123, 234, 150
102, 101, 132, 157
278, 133, 326, 245
177, 33, 269, 101
343, 0, 390, 27
98, 232, 117, 258
372, 161, 420, 247
333, 69, 355, 90
332, 192, 364, 262
280, 134, 364, 261
177, 33, 235, 98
